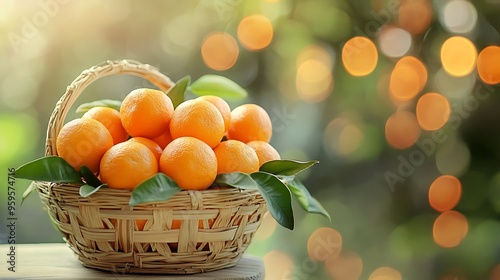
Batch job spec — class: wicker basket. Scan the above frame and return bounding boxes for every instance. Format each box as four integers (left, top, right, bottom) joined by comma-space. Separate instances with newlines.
35, 59, 267, 274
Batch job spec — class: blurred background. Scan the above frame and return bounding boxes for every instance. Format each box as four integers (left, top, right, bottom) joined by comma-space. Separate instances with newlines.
1, 0, 500, 279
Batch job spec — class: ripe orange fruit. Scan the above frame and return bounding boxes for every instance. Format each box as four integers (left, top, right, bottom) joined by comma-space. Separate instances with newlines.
152, 129, 173, 149
213, 140, 259, 174
120, 88, 174, 138
56, 118, 113, 173
196, 95, 231, 132
169, 99, 225, 148
100, 141, 158, 189
171, 219, 215, 229
227, 104, 272, 143
247, 141, 281, 166
159, 137, 217, 190
128, 137, 163, 163
82, 107, 129, 145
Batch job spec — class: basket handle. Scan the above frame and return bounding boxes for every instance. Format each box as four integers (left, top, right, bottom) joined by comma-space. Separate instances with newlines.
45, 59, 175, 156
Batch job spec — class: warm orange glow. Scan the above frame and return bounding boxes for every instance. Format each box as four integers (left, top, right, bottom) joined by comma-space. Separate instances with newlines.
307, 227, 342, 262
429, 175, 462, 212
385, 111, 421, 149
342, 36, 378, 76
477, 46, 500, 85
263, 250, 294, 280
325, 251, 363, 280
416, 93, 451, 131
490, 264, 500, 280
297, 45, 333, 69
390, 64, 421, 102
296, 57, 333, 103
338, 124, 364, 155
398, 0, 433, 35
369, 267, 402, 280
254, 212, 277, 241
390, 56, 428, 103
201, 32, 239, 71
237, 14, 273, 51
441, 36, 477, 77
433, 211, 468, 248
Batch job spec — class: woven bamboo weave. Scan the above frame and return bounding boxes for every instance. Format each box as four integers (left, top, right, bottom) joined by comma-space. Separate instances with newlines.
35, 60, 267, 274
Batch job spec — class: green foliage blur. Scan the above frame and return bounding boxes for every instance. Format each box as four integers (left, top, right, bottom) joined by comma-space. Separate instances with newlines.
1, 0, 499, 279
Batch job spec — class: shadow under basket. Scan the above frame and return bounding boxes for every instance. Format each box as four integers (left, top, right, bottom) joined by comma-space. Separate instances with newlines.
36, 182, 266, 274
35, 59, 267, 274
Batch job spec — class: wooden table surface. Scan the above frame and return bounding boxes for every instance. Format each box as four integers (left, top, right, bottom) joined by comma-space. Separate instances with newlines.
0, 243, 264, 280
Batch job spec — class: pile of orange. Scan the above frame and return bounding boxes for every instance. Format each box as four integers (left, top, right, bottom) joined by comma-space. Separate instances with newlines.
56, 88, 281, 191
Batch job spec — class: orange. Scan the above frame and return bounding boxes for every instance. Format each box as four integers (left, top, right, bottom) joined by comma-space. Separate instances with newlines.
171, 219, 215, 229
152, 129, 173, 149
159, 137, 217, 190
56, 118, 113, 173
247, 141, 281, 166
120, 88, 174, 138
196, 95, 231, 132
227, 104, 272, 143
128, 137, 163, 163
82, 107, 129, 144
170, 99, 225, 148
213, 140, 259, 174
100, 141, 158, 189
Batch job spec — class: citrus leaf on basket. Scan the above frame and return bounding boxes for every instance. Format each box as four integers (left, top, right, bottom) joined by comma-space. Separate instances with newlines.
166, 75, 190, 108
75, 99, 122, 113
129, 173, 182, 206
189, 75, 248, 99
286, 179, 331, 220
79, 184, 107, 198
21, 182, 37, 205
259, 159, 319, 176
15, 156, 83, 183
79, 166, 102, 187
214, 172, 260, 190
250, 171, 294, 230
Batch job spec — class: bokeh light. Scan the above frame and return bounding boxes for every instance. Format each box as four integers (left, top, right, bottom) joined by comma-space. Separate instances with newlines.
253, 212, 277, 241
307, 227, 342, 262
398, 0, 433, 35
389, 56, 428, 103
433, 211, 468, 248
440, 36, 477, 77
263, 250, 294, 280
428, 175, 462, 212
385, 110, 421, 149
369, 267, 402, 280
201, 32, 239, 71
477, 45, 500, 85
440, 0, 478, 34
490, 264, 500, 280
436, 140, 470, 176
342, 36, 378, 76
325, 251, 363, 280
416, 93, 451, 131
296, 58, 333, 103
379, 25, 412, 58
237, 14, 273, 51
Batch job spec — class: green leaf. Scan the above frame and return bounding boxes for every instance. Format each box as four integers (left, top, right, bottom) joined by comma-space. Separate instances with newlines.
15, 156, 82, 183
260, 159, 319, 176
79, 166, 102, 187
250, 172, 294, 230
130, 173, 182, 206
214, 172, 260, 190
79, 184, 106, 198
189, 75, 247, 99
287, 179, 331, 220
21, 182, 37, 205
166, 76, 190, 108
75, 99, 122, 113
